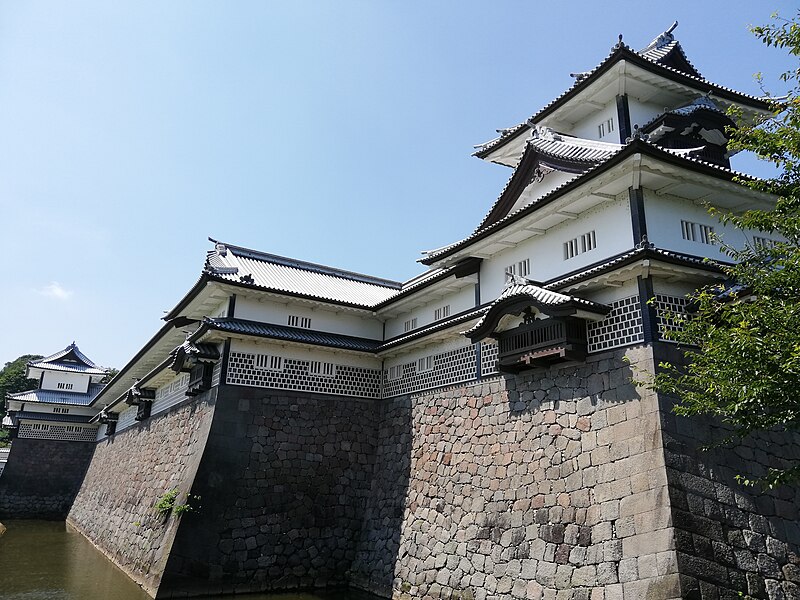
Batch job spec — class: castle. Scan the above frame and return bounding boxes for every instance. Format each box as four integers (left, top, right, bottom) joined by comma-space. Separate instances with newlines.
5, 23, 800, 600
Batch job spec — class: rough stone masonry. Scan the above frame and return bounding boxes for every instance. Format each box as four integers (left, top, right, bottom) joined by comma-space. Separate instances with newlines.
67, 344, 800, 599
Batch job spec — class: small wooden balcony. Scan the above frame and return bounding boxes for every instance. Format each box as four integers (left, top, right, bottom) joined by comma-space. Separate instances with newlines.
496, 317, 588, 372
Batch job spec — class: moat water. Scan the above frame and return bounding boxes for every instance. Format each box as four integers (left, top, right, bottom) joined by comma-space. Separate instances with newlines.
0, 521, 375, 600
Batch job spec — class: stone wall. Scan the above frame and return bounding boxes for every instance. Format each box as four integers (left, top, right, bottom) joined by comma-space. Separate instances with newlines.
66, 390, 217, 597
67, 342, 800, 600
159, 386, 387, 598
655, 343, 800, 600
0, 437, 96, 519
351, 345, 682, 600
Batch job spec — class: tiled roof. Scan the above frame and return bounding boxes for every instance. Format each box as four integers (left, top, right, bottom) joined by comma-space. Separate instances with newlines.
378, 307, 488, 352
28, 343, 106, 375
7, 383, 105, 406
467, 132, 622, 238
669, 95, 725, 116
529, 131, 622, 164
474, 30, 768, 160
463, 279, 609, 338
543, 246, 728, 290
168, 341, 220, 372
14, 411, 95, 424
201, 317, 382, 352
205, 240, 401, 308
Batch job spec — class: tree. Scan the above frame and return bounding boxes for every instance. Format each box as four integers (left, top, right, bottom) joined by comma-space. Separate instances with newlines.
0, 355, 42, 447
100, 368, 119, 384
654, 12, 800, 488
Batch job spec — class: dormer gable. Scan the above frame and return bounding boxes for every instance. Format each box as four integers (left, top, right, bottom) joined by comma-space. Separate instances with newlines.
641, 95, 736, 167
475, 128, 622, 231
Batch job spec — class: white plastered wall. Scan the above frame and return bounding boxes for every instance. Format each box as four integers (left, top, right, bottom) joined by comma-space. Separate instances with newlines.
229, 338, 381, 371
510, 171, 576, 215
383, 335, 473, 372
571, 100, 620, 142
41, 371, 91, 394
234, 296, 383, 339
643, 191, 769, 259
480, 196, 633, 302
383, 286, 475, 339
627, 99, 667, 132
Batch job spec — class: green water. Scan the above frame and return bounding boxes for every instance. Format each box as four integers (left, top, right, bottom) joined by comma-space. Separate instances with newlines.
0, 521, 373, 600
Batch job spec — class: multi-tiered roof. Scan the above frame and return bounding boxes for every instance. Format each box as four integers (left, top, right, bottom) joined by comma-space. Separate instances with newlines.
92, 23, 779, 418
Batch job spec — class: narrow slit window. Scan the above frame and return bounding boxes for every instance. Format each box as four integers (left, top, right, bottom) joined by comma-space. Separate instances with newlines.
564, 231, 596, 260
403, 317, 417, 332
387, 364, 403, 381
255, 354, 284, 372
288, 315, 312, 329
505, 258, 530, 281
309, 361, 336, 378
681, 220, 714, 245
434, 305, 450, 321
753, 236, 776, 249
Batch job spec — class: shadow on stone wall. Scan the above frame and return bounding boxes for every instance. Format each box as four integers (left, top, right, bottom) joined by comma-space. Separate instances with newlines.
348, 396, 413, 596
159, 387, 412, 598
654, 342, 800, 598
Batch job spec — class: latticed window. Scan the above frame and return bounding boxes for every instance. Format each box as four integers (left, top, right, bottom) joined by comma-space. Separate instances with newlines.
681, 220, 714, 245
564, 231, 596, 260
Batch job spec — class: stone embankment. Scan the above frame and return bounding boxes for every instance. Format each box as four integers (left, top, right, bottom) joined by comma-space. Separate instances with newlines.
67, 344, 800, 599
0, 437, 95, 520
67, 391, 217, 597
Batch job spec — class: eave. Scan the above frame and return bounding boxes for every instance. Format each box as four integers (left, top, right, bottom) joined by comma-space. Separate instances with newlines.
475, 46, 772, 162
422, 140, 770, 267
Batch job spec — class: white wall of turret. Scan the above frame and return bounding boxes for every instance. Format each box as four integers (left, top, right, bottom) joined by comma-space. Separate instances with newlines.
644, 191, 782, 258
510, 171, 575, 215
480, 195, 633, 301
627, 99, 667, 132
571, 101, 619, 141
234, 296, 383, 339
40, 370, 91, 394
383, 286, 475, 339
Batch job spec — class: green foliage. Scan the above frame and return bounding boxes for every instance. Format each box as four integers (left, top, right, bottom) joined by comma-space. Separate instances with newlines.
154, 488, 199, 518
0, 354, 43, 447
100, 368, 119, 384
154, 488, 179, 517
654, 11, 800, 489
0, 355, 43, 405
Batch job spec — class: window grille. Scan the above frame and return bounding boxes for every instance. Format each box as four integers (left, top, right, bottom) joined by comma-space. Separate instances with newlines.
309, 361, 336, 378
254, 354, 284, 372
417, 356, 434, 373
403, 317, 417, 332
434, 305, 450, 321
597, 118, 613, 138
753, 236, 776, 249
57, 382, 74, 390
288, 315, 312, 329
387, 364, 403, 381
681, 220, 714, 245
53, 407, 70, 414
564, 231, 596, 260
505, 258, 530, 281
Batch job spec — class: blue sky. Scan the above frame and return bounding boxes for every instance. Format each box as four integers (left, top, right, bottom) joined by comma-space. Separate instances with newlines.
1, 1, 797, 370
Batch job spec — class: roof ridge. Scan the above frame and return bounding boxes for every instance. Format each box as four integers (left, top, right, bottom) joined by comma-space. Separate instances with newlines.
208, 238, 402, 289
29, 343, 102, 370
474, 44, 767, 160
